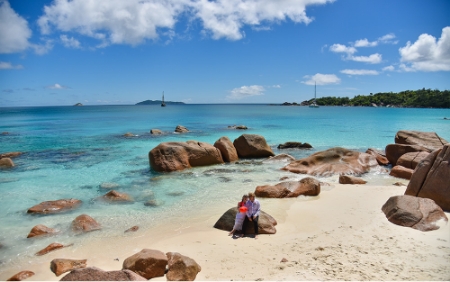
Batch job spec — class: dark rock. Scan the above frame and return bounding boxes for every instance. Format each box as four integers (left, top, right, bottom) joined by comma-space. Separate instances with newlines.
50, 258, 87, 276
233, 134, 275, 158
175, 125, 189, 133
60, 267, 147, 281
122, 249, 168, 279
166, 252, 201, 281
277, 142, 312, 149
282, 147, 378, 177
339, 175, 367, 185
382, 195, 448, 231
27, 199, 82, 214
27, 224, 58, 238
255, 177, 320, 198
389, 165, 414, 180
71, 214, 101, 233
7, 271, 35, 281
150, 129, 162, 135
214, 207, 277, 234
214, 136, 239, 162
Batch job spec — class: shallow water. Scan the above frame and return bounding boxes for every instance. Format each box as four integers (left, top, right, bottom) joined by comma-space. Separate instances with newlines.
0, 104, 449, 268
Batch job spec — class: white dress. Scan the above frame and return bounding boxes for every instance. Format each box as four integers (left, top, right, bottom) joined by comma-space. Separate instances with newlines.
233, 212, 246, 230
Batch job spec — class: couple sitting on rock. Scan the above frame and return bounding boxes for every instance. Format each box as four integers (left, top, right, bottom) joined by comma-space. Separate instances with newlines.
229, 192, 261, 239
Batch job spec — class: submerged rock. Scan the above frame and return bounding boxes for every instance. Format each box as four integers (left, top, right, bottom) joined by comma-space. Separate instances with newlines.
0, 152, 22, 158
166, 252, 201, 281
99, 182, 120, 189
50, 258, 87, 276
282, 147, 378, 177
255, 177, 320, 198
214, 207, 277, 234
277, 142, 312, 149
7, 270, 35, 281
233, 134, 275, 158
214, 136, 239, 162
60, 267, 146, 281
27, 199, 82, 214
101, 190, 133, 202
123, 133, 136, 137
71, 214, 101, 233
175, 125, 189, 133
149, 141, 224, 172
27, 224, 58, 238
382, 195, 448, 231
123, 249, 168, 279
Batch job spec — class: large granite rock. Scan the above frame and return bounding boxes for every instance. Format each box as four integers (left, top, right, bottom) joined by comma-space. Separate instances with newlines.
35, 243, 65, 256
166, 252, 201, 281
214, 136, 238, 162
122, 249, 168, 279
27, 199, 82, 214
282, 147, 378, 177
214, 207, 277, 234
102, 190, 133, 202
277, 142, 312, 149
27, 224, 58, 238
389, 165, 414, 180
385, 144, 429, 166
365, 148, 389, 165
150, 129, 162, 135
395, 130, 448, 151
175, 125, 189, 133
397, 151, 430, 169
339, 175, 367, 185
60, 267, 146, 281
233, 134, 275, 158
255, 177, 320, 198
149, 141, 224, 172
71, 214, 101, 233
405, 144, 450, 211
7, 271, 35, 281
263, 154, 296, 163
0, 157, 14, 168
382, 195, 448, 231
50, 259, 87, 276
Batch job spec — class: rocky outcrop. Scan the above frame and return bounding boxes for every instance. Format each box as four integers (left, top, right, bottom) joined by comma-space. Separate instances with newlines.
149, 141, 224, 172
27, 199, 82, 214
397, 151, 430, 169
27, 224, 58, 238
71, 214, 101, 233
339, 175, 367, 185
389, 165, 414, 180
233, 134, 275, 158
60, 267, 146, 281
277, 142, 312, 149
50, 259, 87, 276
228, 125, 248, 130
175, 125, 189, 133
123, 133, 136, 137
150, 129, 162, 135
0, 152, 22, 158
382, 195, 448, 231
166, 252, 201, 281
263, 154, 296, 163
405, 145, 450, 211
7, 271, 35, 281
214, 207, 277, 234
214, 136, 238, 162
102, 190, 133, 202
366, 148, 389, 165
385, 144, 429, 165
122, 249, 168, 279
0, 157, 14, 168
395, 130, 448, 151
282, 147, 378, 177
35, 243, 65, 256
255, 177, 320, 198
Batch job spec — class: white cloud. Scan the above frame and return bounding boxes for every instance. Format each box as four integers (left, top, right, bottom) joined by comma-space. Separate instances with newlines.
0, 61, 23, 69
37, 0, 334, 44
272, 85, 281, 88
350, 53, 382, 64
329, 43, 356, 54
399, 26, 450, 72
378, 33, 397, 44
228, 85, 265, 99
61, 35, 80, 48
302, 73, 341, 85
0, 0, 31, 53
354, 38, 377, 47
382, 65, 395, 72
31, 39, 54, 55
340, 69, 379, 75
46, 83, 69, 90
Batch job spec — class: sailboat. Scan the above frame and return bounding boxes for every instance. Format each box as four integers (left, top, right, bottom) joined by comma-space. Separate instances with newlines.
309, 82, 319, 108
161, 91, 166, 107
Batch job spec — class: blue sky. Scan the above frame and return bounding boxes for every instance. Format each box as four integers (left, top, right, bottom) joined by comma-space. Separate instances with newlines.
0, 0, 449, 106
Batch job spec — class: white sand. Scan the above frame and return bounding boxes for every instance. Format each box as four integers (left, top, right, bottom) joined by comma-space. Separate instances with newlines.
2, 183, 450, 281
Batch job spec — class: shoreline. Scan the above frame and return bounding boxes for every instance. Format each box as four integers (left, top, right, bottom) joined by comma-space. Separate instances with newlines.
2, 183, 449, 281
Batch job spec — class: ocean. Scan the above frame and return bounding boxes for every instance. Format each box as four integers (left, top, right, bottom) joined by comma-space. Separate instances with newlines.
1, 104, 449, 269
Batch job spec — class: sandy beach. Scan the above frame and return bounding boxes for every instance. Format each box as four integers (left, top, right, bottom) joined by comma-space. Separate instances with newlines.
2, 182, 449, 281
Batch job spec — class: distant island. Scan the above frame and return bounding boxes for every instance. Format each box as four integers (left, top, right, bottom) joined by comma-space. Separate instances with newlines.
73, 103, 83, 106
282, 88, 450, 108
136, 100, 185, 105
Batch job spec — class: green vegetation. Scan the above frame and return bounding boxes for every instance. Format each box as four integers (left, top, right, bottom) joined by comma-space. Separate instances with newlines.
312, 88, 450, 108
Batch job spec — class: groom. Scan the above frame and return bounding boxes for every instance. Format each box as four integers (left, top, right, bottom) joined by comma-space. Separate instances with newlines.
243, 192, 261, 239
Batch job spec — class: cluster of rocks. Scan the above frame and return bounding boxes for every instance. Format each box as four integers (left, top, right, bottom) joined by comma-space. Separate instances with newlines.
0, 151, 22, 169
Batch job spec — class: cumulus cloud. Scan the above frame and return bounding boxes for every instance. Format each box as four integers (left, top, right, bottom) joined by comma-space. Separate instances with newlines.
354, 33, 397, 47
272, 85, 281, 88
350, 53, 382, 64
0, 0, 31, 53
46, 83, 69, 90
0, 61, 23, 69
302, 73, 341, 85
340, 69, 379, 75
329, 43, 356, 54
61, 35, 80, 48
382, 65, 395, 72
399, 26, 450, 72
37, 0, 334, 45
228, 85, 265, 99
354, 38, 377, 48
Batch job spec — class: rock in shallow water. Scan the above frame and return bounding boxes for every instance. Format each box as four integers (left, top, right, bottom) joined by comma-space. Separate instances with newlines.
35, 242, 65, 256
214, 136, 239, 162
27, 199, 82, 214
277, 142, 312, 149
27, 224, 58, 238
101, 190, 133, 202
233, 134, 275, 158
71, 214, 101, 233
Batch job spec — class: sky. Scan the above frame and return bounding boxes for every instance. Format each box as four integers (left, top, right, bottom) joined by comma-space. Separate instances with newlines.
0, 0, 449, 106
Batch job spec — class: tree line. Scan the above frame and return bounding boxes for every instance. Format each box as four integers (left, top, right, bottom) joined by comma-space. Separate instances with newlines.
310, 88, 450, 108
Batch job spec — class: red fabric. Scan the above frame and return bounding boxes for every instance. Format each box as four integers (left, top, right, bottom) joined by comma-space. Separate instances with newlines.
238, 201, 245, 207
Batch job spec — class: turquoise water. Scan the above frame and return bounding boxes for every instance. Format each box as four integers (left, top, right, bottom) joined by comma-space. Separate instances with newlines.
0, 105, 449, 268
